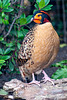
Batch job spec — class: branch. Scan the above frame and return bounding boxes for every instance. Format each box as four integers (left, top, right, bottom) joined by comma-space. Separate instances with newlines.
4, 0, 24, 38
4, 16, 19, 38
18, 0, 24, 16
11, 0, 17, 4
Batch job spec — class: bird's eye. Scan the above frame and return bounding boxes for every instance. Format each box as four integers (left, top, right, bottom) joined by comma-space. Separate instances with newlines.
38, 15, 40, 17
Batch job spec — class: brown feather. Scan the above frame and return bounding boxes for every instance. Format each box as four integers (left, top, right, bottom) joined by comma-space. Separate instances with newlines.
18, 22, 60, 80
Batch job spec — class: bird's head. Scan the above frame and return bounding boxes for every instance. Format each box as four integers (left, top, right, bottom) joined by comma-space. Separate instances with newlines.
31, 10, 51, 24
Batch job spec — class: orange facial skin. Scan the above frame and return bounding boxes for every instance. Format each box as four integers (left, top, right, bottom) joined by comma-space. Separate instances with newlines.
33, 13, 42, 24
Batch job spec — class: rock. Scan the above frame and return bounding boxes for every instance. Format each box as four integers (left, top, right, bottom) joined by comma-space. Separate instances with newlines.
3, 78, 67, 100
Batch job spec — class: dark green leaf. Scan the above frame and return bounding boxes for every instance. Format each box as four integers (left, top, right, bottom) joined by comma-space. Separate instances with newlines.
20, 13, 26, 18
6, 42, 15, 47
45, 0, 50, 6
36, 0, 41, 3
0, 55, 11, 60
0, 89, 8, 95
9, 61, 14, 71
2, 19, 9, 24
34, 4, 39, 10
59, 60, 67, 64
20, 18, 27, 25
17, 42, 21, 49
27, 15, 32, 23
0, 17, 2, 24
52, 68, 67, 79
42, 5, 53, 11
39, 0, 45, 9
3, 0, 10, 7
0, 60, 5, 64
36, 0, 50, 8
0, 0, 2, 8
0, 48, 3, 54
0, 71, 2, 75
33, 10, 38, 13
12, 57, 15, 65
15, 52, 17, 57
2, 8, 13, 12
0, 37, 4, 41
18, 31, 24, 38
21, 28, 29, 36
4, 48, 11, 54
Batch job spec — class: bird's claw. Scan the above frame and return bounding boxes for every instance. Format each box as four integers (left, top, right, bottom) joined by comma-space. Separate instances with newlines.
29, 80, 40, 86
42, 76, 55, 85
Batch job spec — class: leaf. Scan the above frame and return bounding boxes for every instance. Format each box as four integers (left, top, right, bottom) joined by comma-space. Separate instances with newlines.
45, 0, 50, 6
34, 3, 39, 10
0, 48, 3, 54
36, 0, 50, 9
39, 0, 45, 9
36, 0, 41, 3
21, 28, 29, 36
0, 55, 11, 60
17, 42, 21, 49
9, 61, 14, 71
3, 0, 10, 7
0, 71, 2, 75
60, 43, 67, 48
42, 5, 53, 11
6, 42, 15, 47
2, 19, 9, 24
18, 31, 24, 38
52, 68, 67, 79
51, 60, 67, 68
20, 13, 26, 18
0, 89, 8, 95
0, 17, 2, 24
59, 60, 67, 64
0, 0, 2, 8
0, 60, 5, 64
20, 18, 27, 25
2, 8, 13, 12
2, 12, 5, 18
0, 37, 4, 41
12, 57, 15, 65
27, 15, 32, 23
33, 9, 38, 13
4, 48, 11, 54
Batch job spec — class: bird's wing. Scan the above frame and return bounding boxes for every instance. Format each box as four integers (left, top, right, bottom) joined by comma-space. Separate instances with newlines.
18, 30, 34, 65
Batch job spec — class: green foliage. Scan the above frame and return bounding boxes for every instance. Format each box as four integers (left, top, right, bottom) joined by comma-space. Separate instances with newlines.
0, 0, 13, 24
0, 0, 52, 75
35, 0, 53, 10
51, 60, 67, 79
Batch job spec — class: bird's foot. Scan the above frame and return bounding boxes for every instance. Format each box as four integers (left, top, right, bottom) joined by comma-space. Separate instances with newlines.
42, 70, 55, 85
29, 73, 40, 86
29, 80, 40, 86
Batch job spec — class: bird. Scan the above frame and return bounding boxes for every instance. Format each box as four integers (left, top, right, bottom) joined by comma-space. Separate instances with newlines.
18, 10, 60, 86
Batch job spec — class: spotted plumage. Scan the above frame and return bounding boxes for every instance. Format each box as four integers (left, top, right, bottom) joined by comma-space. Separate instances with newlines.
18, 10, 60, 85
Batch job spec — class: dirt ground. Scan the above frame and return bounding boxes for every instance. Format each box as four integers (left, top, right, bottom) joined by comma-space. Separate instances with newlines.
0, 46, 67, 89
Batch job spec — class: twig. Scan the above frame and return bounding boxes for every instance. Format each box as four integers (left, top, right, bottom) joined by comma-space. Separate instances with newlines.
4, 16, 19, 38
11, 0, 17, 4
4, 0, 24, 38
18, 0, 24, 16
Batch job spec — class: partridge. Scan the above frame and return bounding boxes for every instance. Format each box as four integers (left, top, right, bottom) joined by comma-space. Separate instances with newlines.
18, 10, 60, 86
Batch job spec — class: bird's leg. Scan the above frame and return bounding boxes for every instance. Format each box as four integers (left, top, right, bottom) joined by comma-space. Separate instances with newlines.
42, 70, 54, 85
29, 73, 40, 86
